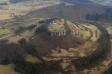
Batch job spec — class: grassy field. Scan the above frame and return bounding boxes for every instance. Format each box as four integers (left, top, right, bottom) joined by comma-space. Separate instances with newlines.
79, 24, 101, 42
106, 25, 112, 35
0, 1, 60, 21
24, 54, 41, 64
0, 64, 19, 74
0, 28, 10, 36
0, 6, 31, 20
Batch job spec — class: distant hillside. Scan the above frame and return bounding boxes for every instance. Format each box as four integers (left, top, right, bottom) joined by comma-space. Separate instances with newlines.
9, 0, 29, 3
90, 0, 112, 6
9, 0, 60, 3
22, 3, 111, 23
1, 0, 112, 7
63, 0, 92, 4
64, 0, 112, 6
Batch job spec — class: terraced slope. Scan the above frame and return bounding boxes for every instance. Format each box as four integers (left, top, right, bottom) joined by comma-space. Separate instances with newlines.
0, 17, 111, 74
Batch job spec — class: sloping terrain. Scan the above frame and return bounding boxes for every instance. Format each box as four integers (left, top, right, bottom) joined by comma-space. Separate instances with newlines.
90, 0, 112, 6
0, 1, 111, 74
0, 0, 60, 20
22, 3, 112, 23
0, 17, 111, 74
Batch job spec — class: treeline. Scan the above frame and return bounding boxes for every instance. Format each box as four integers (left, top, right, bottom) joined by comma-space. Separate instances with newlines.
12, 38, 64, 74
103, 65, 112, 74
85, 8, 112, 21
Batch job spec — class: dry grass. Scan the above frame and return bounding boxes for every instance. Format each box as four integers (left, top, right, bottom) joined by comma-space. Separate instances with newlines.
80, 24, 101, 42
106, 25, 112, 35
0, 64, 20, 74
24, 54, 41, 64
0, 6, 30, 20
0, 28, 10, 36
0, 1, 60, 21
